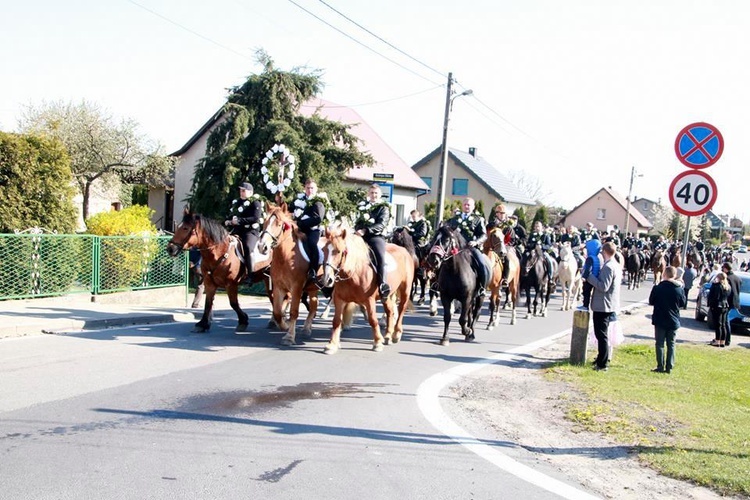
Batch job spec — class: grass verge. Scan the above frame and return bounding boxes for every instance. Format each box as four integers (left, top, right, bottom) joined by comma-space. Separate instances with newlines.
547, 343, 750, 496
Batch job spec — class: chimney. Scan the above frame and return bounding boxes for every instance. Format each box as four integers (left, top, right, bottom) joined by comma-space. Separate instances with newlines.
468, 147, 477, 158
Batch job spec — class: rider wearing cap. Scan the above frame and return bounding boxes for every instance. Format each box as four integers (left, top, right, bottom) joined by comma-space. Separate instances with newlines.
225, 182, 262, 281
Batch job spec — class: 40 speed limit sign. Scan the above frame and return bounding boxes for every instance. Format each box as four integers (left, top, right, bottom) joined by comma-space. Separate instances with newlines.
669, 170, 718, 217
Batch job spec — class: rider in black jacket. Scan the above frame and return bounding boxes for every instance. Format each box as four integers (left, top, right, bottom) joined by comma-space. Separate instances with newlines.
356, 184, 392, 299
295, 179, 326, 283
225, 182, 263, 281
448, 197, 490, 298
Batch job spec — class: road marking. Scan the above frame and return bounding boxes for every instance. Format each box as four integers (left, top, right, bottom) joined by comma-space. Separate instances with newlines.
417, 302, 647, 500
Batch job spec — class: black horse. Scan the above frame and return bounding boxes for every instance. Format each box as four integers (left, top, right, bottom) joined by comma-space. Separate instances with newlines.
625, 247, 642, 290
390, 227, 425, 303
520, 245, 555, 318
426, 225, 484, 345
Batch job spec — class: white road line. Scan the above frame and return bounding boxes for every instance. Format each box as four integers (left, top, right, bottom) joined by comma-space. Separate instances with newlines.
416, 301, 647, 500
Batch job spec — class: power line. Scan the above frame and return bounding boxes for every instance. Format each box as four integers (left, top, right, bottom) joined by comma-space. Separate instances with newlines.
315, 0, 447, 80
126, 0, 253, 61
286, 0, 444, 87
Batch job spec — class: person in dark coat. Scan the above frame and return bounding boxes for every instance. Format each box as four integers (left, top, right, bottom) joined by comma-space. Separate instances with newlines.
225, 182, 263, 281
355, 184, 392, 299
648, 266, 687, 373
448, 197, 490, 298
682, 261, 698, 307
295, 179, 326, 283
707, 272, 732, 347
721, 262, 742, 346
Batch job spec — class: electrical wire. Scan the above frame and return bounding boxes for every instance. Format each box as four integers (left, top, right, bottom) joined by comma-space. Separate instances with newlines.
300, 84, 443, 108
126, 0, 254, 61
286, 0, 444, 86
315, 0, 446, 80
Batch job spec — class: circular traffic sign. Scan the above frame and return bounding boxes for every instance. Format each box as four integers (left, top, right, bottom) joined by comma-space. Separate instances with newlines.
674, 122, 724, 169
668, 170, 718, 216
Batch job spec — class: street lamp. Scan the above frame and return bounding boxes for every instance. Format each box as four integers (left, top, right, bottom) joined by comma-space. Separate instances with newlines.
623, 166, 643, 237
434, 72, 473, 227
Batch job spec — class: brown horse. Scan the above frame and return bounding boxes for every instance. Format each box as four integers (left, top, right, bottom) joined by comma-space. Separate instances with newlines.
257, 202, 324, 346
651, 249, 667, 283
483, 227, 520, 327
166, 210, 271, 333
319, 226, 414, 354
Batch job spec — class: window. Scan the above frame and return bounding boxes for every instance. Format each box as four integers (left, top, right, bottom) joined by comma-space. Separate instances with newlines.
452, 178, 469, 196
596, 208, 606, 220
396, 204, 404, 225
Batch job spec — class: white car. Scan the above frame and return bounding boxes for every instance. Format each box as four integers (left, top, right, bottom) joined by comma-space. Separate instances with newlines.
739, 245, 748, 253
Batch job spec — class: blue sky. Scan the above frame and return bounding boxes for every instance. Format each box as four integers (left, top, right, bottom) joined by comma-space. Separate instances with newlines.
2, 0, 748, 221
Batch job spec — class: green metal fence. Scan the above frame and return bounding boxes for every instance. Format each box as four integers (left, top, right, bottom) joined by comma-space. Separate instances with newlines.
0, 233, 187, 300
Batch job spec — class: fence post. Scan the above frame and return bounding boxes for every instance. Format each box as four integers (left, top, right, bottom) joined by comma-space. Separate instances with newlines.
570, 310, 590, 365
92, 236, 101, 295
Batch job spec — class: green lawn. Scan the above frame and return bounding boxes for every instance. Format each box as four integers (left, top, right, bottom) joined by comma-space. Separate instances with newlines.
548, 343, 750, 496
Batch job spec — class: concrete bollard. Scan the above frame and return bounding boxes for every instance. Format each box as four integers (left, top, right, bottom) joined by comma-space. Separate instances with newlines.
570, 310, 590, 365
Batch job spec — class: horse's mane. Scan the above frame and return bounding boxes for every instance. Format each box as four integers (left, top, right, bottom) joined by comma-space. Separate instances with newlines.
328, 227, 370, 272
435, 223, 468, 248
391, 227, 417, 255
185, 213, 228, 244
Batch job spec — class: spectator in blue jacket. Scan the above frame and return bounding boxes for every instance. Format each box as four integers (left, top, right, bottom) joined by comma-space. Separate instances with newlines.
648, 266, 687, 373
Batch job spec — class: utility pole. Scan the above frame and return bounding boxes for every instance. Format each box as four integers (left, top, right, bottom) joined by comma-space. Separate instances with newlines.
623, 166, 640, 237
434, 73, 454, 228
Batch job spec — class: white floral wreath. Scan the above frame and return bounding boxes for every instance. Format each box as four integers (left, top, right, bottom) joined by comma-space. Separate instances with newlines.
230, 194, 265, 230
261, 143, 295, 195
293, 192, 337, 226
356, 199, 389, 227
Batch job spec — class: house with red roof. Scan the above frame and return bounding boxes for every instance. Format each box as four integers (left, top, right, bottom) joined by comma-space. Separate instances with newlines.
561, 186, 653, 235
149, 99, 428, 230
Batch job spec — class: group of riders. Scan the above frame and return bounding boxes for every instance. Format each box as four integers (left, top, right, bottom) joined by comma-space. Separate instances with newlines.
221, 179, 733, 305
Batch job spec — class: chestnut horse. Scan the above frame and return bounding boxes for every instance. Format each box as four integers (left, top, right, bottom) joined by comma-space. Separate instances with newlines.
319, 226, 414, 354
483, 227, 520, 327
166, 210, 271, 333
651, 249, 667, 283
257, 202, 324, 346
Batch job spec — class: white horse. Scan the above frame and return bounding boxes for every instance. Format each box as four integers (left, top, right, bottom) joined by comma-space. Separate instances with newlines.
557, 242, 581, 311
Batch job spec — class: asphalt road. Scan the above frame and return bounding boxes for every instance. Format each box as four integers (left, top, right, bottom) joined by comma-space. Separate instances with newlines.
0, 285, 651, 500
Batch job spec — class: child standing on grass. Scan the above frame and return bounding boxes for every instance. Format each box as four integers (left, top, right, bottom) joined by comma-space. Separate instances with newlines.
578, 238, 602, 311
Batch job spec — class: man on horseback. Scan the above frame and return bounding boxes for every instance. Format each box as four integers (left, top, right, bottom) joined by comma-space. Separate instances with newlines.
561, 225, 584, 270
448, 197, 490, 298
487, 203, 516, 286
581, 222, 599, 242
527, 220, 555, 281
225, 182, 263, 282
295, 178, 326, 285
355, 184, 392, 299
406, 209, 431, 256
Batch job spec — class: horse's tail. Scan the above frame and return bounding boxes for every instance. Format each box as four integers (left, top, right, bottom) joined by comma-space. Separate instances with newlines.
343, 302, 357, 329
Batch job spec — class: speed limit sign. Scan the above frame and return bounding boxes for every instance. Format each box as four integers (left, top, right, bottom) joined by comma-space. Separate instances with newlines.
668, 170, 718, 216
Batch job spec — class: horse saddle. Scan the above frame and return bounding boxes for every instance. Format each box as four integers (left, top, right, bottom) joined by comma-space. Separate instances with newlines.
229, 235, 271, 268
297, 239, 324, 265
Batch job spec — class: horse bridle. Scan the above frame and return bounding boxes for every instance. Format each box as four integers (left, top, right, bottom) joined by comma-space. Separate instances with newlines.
170, 221, 197, 250
428, 231, 462, 268
259, 214, 290, 250
322, 243, 350, 283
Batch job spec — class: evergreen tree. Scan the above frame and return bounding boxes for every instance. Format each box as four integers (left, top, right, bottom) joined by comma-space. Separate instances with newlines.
0, 132, 77, 233
532, 205, 549, 226
189, 51, 373, 218
513, 206, 528, 231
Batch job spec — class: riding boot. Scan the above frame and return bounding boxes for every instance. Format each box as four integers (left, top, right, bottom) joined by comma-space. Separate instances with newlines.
501, 255, 510, 286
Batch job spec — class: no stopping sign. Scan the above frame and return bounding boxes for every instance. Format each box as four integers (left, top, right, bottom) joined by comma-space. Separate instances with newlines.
668, 170, 718, 216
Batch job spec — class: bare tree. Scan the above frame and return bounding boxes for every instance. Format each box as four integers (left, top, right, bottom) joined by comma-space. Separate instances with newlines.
506, 169, 552, 204
19, 100, 173, 220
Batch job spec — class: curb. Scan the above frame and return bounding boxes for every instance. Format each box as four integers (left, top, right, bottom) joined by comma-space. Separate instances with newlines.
1, 312, 199, 338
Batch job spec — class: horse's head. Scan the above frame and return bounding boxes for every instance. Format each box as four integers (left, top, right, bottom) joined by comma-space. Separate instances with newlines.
487, 227, 507, 254
426, 224, 462, 270
166, 209, 200, 257
258, 203, 294, 255
320, 226, 351, 288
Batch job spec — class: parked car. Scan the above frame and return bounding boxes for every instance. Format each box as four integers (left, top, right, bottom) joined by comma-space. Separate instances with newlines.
739, 245, 748, 253
695, 271, 750, 331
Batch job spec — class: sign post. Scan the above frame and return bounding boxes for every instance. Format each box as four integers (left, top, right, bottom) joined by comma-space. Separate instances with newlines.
671, 122, 723, 265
